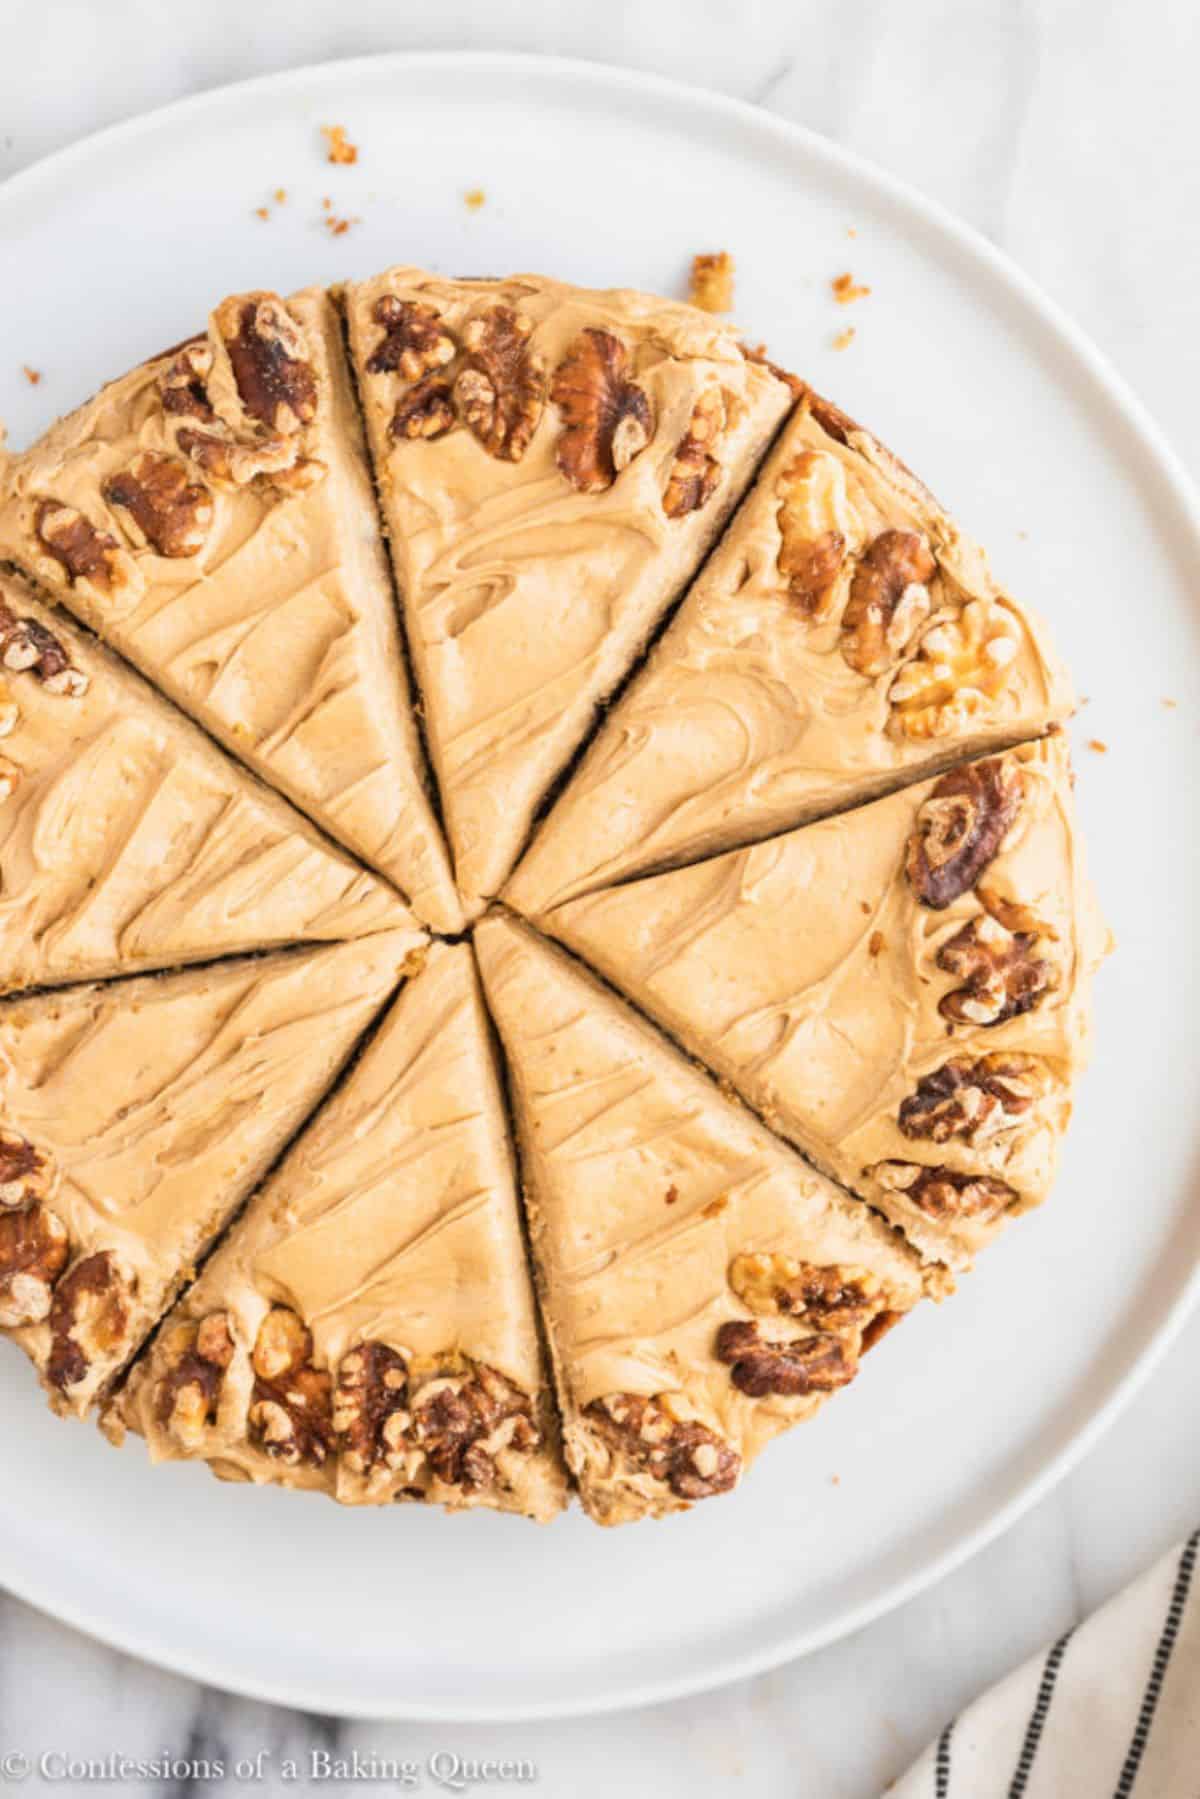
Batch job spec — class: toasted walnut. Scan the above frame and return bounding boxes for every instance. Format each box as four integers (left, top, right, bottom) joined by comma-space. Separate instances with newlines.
0, 602, 88, 697
367, 297, 457, 380
841, 528, 936, 676
174, 427, 300, 490
247, 1306, 332, 1466
104, 452, 213, 559
411, 1361, 539, 1490
688, 251, 735, 314
334, 1342, 411, 1476
46, 1251, 132, 1390
35, 502, 130, 597
156, 1311, 235, 1448
871, 1161, 1019, 1223
159, 340, 216, 422
938, 912, 1055, 1026
906, 758, 1023, 909
0, 1127, 53, 1211
0, 1204, 68, 1328
585, 1393, 740, 1501
728, 1253, 883, 1331
662, 387, 726, 518
775, 451, 859, 620
214, 293, 317, 435
899, 1053, 1044, 1144
552, 329, 654, 493
889, 598, 1021, 738
454, 307, 546, 463
715, 1318, 857, 1398
389, 375, 456, 441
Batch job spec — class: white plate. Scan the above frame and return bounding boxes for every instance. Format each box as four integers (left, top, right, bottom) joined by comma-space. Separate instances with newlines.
1, 52, 1198, 1723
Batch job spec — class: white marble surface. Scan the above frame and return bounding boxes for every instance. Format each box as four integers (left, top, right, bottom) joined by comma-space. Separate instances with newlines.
1, 4, 1197, 1794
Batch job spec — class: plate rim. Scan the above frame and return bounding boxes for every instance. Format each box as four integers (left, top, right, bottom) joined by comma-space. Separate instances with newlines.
2, 47, 1199, 1722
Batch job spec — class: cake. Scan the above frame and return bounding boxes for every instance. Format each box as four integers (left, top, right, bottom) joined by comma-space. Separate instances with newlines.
0, 265, 1106, 1522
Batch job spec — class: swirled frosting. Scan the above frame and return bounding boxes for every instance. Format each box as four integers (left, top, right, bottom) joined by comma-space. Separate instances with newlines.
0, 289, 461, 932
534, 735, 1110, 1268
475, 914, 931, 1526
345, 269, 792, 917
2, 931, 416, 1415
112, 943, 565, 1519
0, 571, 415, 993
506, 392, 1076, 916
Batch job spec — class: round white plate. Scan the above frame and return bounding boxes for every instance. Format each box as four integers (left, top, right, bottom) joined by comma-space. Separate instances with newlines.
1, 52, 1198, 1723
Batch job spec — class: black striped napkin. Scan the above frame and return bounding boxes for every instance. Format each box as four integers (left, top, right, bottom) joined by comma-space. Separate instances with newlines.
892, 1531, 1199, 1798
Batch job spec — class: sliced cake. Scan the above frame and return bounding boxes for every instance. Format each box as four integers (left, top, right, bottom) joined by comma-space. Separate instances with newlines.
0, 569, 415, 993
0, 931, 416, 1417
475, 914, 933, 1527
344, 268, 792, 915
507, 386, 1074, 914
532, 736, 1109, 1268
109, 943, 566, 1520
0, 288, 460, 931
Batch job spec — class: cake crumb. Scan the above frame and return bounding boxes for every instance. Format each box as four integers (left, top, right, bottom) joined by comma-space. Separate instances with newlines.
832, 272, 871, 304
464, 187, 487, 211
689, 251, 736, 314
868, 930, 886, 957
322, 124, 359, 165
832, 327, 856, 352
21, 365, 40, 386
1162, 697, 1178, 709
274, 187, 288, 204
831, 1473, 841, 1486
701, 1196, 729, 1219
324, 213, 356, 237
253, 206, 270, 221
860, 900, 871, 915
1086, 738, 1108, 753
664, 1184, 679, 1206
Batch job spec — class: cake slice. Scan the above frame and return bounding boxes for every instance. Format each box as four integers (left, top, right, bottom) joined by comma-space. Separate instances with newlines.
344, 268, 792, 916
0, 931, 416, 1417
474, 914, 932, 1527
0, 288, 460, 931
532, 736, 1110, 1268
0, 569, 416, 994
506, 386, 1074, 914
109, 943, 566, 1518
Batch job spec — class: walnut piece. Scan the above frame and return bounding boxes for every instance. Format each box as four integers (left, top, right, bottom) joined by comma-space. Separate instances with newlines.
214, 293, 317, 435
104, 452, 213, 559
841, 528, 935, 676
688, 251, 735, 314
899, 1053, 1044, 1144
938, 912, 1055, 1026
728, 1252, 882, 1330
410, 1361, 539, 1490
455, 307, 547, 462
247, 1306, 333, 1467
585, 1392, 740, 1501
159, 340, 216, 422
389, 375, 456, 441
367, 297, 457, 381
906, 757, 1023, 909
0, 600, 89, 697
0, 1204, 68, 1328
156, 1312, 235, 1449
662, 387, 725, 519
552, 329, 654, 493
715, 1318, 857, 1398
871, 1161, 1019, 1223
889, 598, 1021, 739
46, 1251, 132, 1391
776, 450, 856, 618
334, 1341, 411, 1477
173, 427, 301, 490
0, 1127, 53, 1211
35, 502, 130, 598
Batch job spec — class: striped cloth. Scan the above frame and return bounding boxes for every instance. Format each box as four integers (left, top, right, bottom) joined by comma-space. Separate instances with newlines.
892, 1531, 1199, 1798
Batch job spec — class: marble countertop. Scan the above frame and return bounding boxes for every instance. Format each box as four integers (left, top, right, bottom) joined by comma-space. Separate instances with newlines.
2, 4, 1197, 1794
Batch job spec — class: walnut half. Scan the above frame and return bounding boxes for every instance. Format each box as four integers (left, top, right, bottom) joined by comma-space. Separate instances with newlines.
454, 307, 546, 463
871, 1161, 1019, 1223
841, 528, 935, 676
103, 452, 213, 559
906, 757, 1023, 909
584, 1392, 740, 1501
334, 1341, 411, 1478
156, 1312, 235, 1449
662, 387, 726, 519
247, 1306, 333, 1468
728, 1252, 882, 1331
410, 1361, 539, 1490
46, 1251, 133, 1392
552, 329, 653, 493
899, 1053, 1044, 1144
34, 502, 131, 601
715, 1317, 858, 1398
937, 911, 1056, 1026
